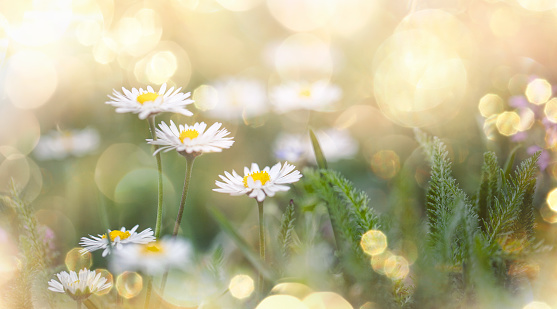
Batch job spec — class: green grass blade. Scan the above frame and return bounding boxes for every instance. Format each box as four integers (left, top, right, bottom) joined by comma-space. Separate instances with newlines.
503, 145, 521, 178
309, 128, 328, 169
208, 207, 276, 280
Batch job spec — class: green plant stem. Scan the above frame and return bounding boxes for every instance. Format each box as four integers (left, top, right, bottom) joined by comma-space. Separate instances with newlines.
159, 155, 195, 303
160, 271, 169, 295
77, 300, 82, 309
172, 155, 195, 236
83, 299, 98, 309
144, 276, 153, 309
257, 200, 265, 297
148, 116, 164, 238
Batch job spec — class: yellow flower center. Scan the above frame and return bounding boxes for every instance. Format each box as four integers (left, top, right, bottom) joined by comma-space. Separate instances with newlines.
141, 243, 164, 255
243, 171, 271, 188
102, 230, 131, 242
179, 129, 200, 143
136, 92, 159, 104
299, 89, 312, 97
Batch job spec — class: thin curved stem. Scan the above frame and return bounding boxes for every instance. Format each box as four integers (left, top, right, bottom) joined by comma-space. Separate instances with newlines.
144, 276, 153, 309
83, 299, 98, 309
172, 155, 195, 236
160, 271, 169, 295
159, 156, 195, 303
148, 116, 164, 239
257, 200, 265, 297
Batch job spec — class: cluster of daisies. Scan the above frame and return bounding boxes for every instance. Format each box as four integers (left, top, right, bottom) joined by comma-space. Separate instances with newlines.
48, 83, 302, 304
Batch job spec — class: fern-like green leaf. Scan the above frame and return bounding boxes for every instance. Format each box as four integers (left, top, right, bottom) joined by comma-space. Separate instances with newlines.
487, 152, 540, 244
302, 168, 381, 282
278, 199, 296, 259
207, 245, 225, 279
477, 152, 499, 233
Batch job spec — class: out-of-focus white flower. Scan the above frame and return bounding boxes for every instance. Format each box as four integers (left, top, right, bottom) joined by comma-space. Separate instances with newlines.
273, 129, 358, 163
110, 237, 192, 275
270, 80, 342, 113
106, 83, 194, 120
146, 121, 234, 157
272, 133, 309, 162
48, 268, 111, 301
33, 127, 100, 160
310, 128, 358, 162
214, 162, 302, 202
203, 78, 268, 120
79, 225, 155, 257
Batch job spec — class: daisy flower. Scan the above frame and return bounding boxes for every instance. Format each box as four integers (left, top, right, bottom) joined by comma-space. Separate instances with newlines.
79, 225, 156, 257
33, 127, 100, 160
310, 128, 358, 162
48, 268, 111, 301
146, 121, 234, 157
106, 83, 194, 120
270, 80, 342, 113
202, 77, 268, 120
272, 132, 308, 162
110, 237, 192, 275
214, 162, 302, 202
273, 129, 358, 163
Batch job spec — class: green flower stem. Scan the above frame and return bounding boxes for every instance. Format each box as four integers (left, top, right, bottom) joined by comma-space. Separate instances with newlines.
160, 271, 169, 296
83, 299, 98, 309
159, 154, 195, 304
148, 116, 164, 239
77, 300, 82, 309
257, 200, 265, 297
172, 155, 196, 236
144, 276, 153, 309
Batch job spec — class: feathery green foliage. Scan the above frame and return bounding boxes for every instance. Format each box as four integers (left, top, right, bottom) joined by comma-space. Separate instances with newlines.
0, 180, 54, 308
477, 152, 499, 233
278, 199, 296, 260
485, 152, 540, 245
207, 245, 225, 279
416, 129, 543, 307
302, 168, 381, 282
416, 130, 478, 265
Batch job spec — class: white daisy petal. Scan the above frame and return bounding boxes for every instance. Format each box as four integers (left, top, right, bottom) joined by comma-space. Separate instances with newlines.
158, 83, 167, 95
106, 84, 194, 119
214, 162, 302, 202
110, 237, 192, 276
48, 268, 111, 300
80, 225, 155, 256
147, 121, 234, 157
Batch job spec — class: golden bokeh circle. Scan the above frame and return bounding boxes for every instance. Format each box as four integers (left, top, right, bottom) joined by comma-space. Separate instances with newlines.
478, 94, 504, 118
546, 188, 557, 212
383, 255, 410, 280
302, 292, 353, 309
65, 247, 92, 272
360, 230, 388, 256
229, 274, 255, 300
544, 98, 557, 123
115, 271, 143, 299
271, 282, 313, 299
370, 150, 400, 180
94, 269, 114, 295
495, 111, 520, 136
525, 78, 552, 105
256, 295, 308, 309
